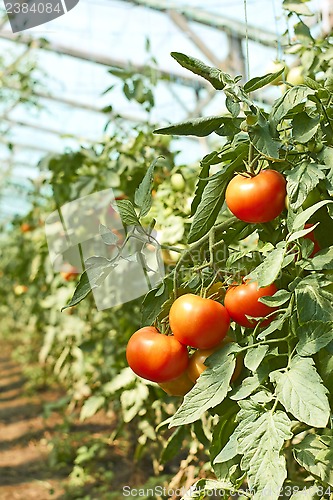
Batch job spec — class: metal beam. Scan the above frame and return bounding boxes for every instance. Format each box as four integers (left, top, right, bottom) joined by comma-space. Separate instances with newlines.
121, 0, 277, 47
0, 30, 208, 90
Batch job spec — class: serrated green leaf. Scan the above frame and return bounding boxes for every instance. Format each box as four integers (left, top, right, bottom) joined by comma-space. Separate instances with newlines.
270, 356, 330, 427
295, 278, 333, 324
248, 112, 282, 160
244, 69, 284, 93
99, 223, 119, 245
304, 246, 333, 270
115, 199, 140, 226
135, 157, 161, 217
287, 163, 325, 210
248, 244, 286, 287
244, 346, 269, 372
230, 375, 261, 401
171, 52, 227, 90
296, 321, 333, 356
293, 434, 333, 487
169, 344, 240, 426
292, 112, 320, 143
154, 116, 229, 137
80, 395, 105, 421
270, 86, 315, 127
259, 289, 291, 306
219, 408, 292, 499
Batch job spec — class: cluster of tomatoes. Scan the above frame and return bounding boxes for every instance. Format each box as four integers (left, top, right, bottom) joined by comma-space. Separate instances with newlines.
126, 282, 278, 396
126, 167, 321, 396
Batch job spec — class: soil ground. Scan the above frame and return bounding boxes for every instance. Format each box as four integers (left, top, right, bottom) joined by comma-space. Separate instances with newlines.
0, 347, 66, 499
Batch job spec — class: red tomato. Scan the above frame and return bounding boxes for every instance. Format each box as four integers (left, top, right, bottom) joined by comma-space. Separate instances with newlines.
158, 370, 194, 396
187, 336, 242, 384
126, 327, 189, 383
225, 170, 286, 223
224, 281, 278, 328
304, 224, 320, 257
60, 265, 79, 281
169, 294, 230, 349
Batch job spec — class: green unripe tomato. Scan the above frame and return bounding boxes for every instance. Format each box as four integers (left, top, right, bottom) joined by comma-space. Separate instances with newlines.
246, 114, 258, 126
286, 66, 304, 86
266, 60, 287, 85
170, 173, 186, 191
308, 140, 324, 153
240, 120, 248, 132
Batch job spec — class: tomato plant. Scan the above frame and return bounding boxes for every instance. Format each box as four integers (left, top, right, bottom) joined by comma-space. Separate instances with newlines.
169, 294, 230, 349
225, 170, 286, 223
126, 326, 189, 383
224, 281, 278, 328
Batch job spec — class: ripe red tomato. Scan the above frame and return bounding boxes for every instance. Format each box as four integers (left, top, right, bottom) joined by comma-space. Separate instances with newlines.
60, 265, 79, 281
304, 223, 320, 257
225, 170, 286, 223
187, 336, 242, 384
20, 222, 33, 233
169, 294, 230, 349
126, 327, 189, 383
224, 281, 278, 328
158, 369, 194, 396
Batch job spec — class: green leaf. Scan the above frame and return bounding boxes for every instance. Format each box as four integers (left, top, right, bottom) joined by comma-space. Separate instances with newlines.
230, 375, 261, 401
115, 199, 140, 226
169, 344, 240, 426
63, 262, 114, 309
304, 246, 333, 270
134, 157, 161, 217
171, 52, 228, 90
188, 147, 247, 243
293, 434, 333, 487
99, 224, 119, 245
120, 384, 149, 423
270, 356, 330, 427
80, 395, 105, 421
160, 426, 187, 464
248, 112, 282, 160
248, 243, 286, 287
259, 289, 291, 306
154, 116, 230, 137
270, 86, 315, 127
190, 161, 210, 216
292, 112, 320, 143
141, 279, 171, 326
295, 277, 333, 324
287, 222, 319, 243
244, 346, 269, 372
102, 368, 136, 394
292, 200, 333, 231
283, 0, 312, 16
296, 321, 333, 356
188, 170, 230, 244
244, 69, 285, 93
217, 406, 292, 499
286, 162, 325, 210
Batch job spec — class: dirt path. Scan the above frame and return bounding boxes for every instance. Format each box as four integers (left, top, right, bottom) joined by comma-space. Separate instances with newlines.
0, 351, 66, 499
